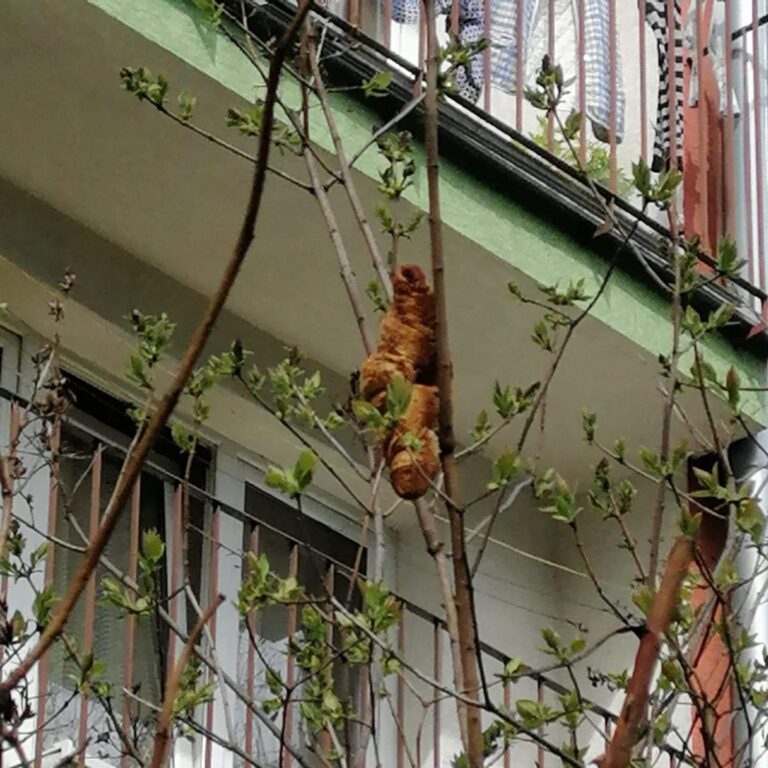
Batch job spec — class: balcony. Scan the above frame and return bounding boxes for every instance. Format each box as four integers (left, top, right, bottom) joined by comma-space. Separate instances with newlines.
292, 0, 768, 305
0, 383, 689, 768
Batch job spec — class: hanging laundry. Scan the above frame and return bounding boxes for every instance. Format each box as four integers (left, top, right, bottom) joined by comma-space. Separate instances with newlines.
391, 0, 625, 146
645, 0, 685, 172
488, 0, 536, 94
391, 0, 486, 101
583, 0, 626, 144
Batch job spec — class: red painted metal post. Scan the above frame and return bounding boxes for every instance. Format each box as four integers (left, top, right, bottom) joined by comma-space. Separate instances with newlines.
696, 0, 711, 245
578, 0, 587, 164
204, 505, 221, 768
282, 544, 299, 768
245, 525, 259, 761
383, 0, 392, 48
121, 478, 141, 768
167, 485, 183, 673
609, 0, 619, 192
33, 423, 60, 768
78, 448, 102, 754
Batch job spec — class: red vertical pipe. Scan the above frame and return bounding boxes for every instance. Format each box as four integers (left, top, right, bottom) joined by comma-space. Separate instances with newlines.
120, 479, 141, 768
245, 525, 259, 761
432, 621, 441, 768
204, 505, 221, 768
752, 0, 766, 290
282, 544, 299, 768
638, 0, 649, 163
608, 0, 618, 191
33, 423, 60, 768
79, 448, 102, 754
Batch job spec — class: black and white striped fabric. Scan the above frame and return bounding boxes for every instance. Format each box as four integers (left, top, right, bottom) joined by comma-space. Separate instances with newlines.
645, 0, 685, 172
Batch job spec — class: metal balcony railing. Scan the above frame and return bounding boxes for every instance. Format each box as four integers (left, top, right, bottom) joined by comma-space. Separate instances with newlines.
287, 0, 768, 307
0, 391, 691, 768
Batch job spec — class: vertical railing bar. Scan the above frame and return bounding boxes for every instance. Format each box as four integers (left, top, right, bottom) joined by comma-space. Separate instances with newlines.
515, 0, 524, 131
417, 11, 427, 96
450, 0, 459, 37
167, 485, 183, 674
723, 0, 737, 240
245, 524, 259, 762
741, 15, 755, 285
282, 543, 299, 768
577, 0, 587, 163
397, 615, 405, 768
383, 0, 392, 48
639, 0, 649, 163
432, 620, 441, 768
33, 422, 60, 768
547, 0, 555, 150
120, 477, 141, 768
696, 0, 710, 245
204, 503, 221, 768
483, 0, 491, 112
752, 0, 766, 290
78, 447, 102, 754
0, 404, 19, 681
608, 0, 618, 192
318, 562, 335, 760
349, 0, 360, 27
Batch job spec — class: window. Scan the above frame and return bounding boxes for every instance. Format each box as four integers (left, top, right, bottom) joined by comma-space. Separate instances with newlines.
235, 485, 366, 767
42, 375, 209, 760
0, 326, 20, 394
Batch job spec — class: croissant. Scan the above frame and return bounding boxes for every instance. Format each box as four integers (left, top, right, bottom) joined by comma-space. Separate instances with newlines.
360, 264, 440, 500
